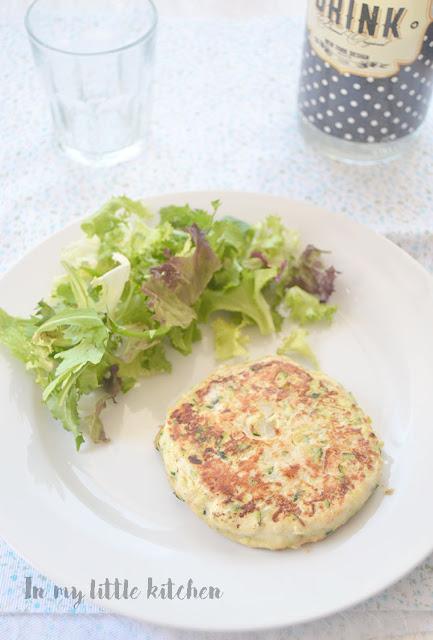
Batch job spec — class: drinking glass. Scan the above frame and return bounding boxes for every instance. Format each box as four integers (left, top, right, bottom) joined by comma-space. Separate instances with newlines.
25, 0, 158, 166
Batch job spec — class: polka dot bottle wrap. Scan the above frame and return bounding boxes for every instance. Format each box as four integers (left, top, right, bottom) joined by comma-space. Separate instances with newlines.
299, 24, 433, 144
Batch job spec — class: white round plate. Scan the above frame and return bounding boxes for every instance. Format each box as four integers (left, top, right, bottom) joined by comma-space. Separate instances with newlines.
1, 192, 433, 632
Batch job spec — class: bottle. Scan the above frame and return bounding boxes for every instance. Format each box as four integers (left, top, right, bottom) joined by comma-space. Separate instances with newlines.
298, 1, 433, 163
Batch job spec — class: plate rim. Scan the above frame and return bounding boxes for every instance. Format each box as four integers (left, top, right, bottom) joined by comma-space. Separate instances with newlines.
1, 190, 433, 632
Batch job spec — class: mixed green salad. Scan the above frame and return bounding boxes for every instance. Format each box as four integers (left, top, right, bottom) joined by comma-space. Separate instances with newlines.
0, 197, 338, 450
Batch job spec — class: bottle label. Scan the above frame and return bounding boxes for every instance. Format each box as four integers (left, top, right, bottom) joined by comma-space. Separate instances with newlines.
307, 0, 433, 78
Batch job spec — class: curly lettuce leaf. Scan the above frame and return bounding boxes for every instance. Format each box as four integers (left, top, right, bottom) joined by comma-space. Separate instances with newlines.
284, 286, 337, 325
159, 203, 215, 230
6, 307, 109, 449
0, 308, 38, 362
207, 217, 253, 292
81, 196, 153, 264
199, 268, 276, 335
211, 317, 250, 361
82, 196, 152, 240
0, 308, 54, 388
277, 328, 318, 368
208, 216, 252, 258
248, 215, 299, 268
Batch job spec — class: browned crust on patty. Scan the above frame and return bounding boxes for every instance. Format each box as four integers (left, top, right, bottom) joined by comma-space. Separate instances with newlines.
163, 358, 381, 529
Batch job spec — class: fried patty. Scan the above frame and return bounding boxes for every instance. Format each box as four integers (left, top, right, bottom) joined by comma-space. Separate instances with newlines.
157, 356, 382, 549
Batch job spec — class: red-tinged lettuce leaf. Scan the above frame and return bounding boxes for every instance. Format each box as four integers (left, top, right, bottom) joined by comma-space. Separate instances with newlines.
102, 364, 122, 399
87, 396, 110, 444
77, 364, 123, 444
141, 279, 196, 329
142, 224, 221, 328
250, 251, 270, 268
291, 245, 338, 303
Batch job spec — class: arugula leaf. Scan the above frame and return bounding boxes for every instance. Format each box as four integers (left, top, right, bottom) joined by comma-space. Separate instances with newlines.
33, 308, 105, 335
46, 381, 84, 450
34, 309, 108, 400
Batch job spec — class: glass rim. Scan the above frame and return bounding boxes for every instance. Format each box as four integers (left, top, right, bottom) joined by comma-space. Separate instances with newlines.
24, 0, 158, 57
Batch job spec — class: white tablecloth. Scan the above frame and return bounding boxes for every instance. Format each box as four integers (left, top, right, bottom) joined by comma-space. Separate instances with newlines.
1, 2, 433, 639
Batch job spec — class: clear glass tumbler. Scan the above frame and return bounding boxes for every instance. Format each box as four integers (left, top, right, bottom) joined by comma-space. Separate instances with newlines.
25, 0, 158, 167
